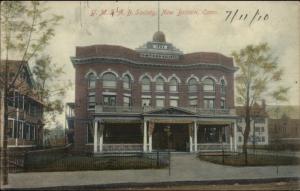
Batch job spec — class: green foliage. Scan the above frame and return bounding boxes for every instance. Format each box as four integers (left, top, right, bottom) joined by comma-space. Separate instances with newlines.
0, 1, 66, 124
33, 55, 72, 124
1, 1, 63, 87
232, 43, 289, 106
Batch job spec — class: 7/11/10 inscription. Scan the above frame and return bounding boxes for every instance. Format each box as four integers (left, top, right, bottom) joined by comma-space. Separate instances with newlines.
225, 9, 269, 26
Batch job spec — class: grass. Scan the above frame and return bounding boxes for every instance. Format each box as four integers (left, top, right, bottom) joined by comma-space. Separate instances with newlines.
199, 154, 300, 166
24, 155, 168, 172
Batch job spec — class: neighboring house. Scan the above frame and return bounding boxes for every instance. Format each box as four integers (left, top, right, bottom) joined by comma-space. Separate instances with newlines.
65, 102, 75, 144
4, 60, 44, 148
267, 105, 300, 144
70, 31, 239, 154
236, 102, 269, 146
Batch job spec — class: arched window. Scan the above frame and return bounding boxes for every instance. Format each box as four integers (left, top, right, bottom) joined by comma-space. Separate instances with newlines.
103, 73, 117, 88
141, 76, 151, 91
169, 78, 178, 92
188, 78, 197, 92
203, 78, 215, 92
88, 73, 96, 88
156, 77, 164, 91
220, 79, 226, 94
123, 75, 131, 89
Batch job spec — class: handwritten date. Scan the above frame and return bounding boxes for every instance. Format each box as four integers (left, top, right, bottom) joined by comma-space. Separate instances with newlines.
225, 9, 269, 26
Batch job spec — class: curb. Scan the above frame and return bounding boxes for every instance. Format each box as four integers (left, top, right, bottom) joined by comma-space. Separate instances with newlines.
2, 177, 299, 191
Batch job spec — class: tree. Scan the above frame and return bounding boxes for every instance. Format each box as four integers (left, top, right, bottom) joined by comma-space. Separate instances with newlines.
33, 55, 72, 126
0, 1, 63, 185
232, 43, 288, 165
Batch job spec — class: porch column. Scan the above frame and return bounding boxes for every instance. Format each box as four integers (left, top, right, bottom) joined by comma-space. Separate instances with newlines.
189, 124, 193, 152
234, 121, 237, 152
148, 121, 154, 152
194, 121, 198, 152
143, 120, 147, 152
93, 120, 98, 153
99, 123, 104, 152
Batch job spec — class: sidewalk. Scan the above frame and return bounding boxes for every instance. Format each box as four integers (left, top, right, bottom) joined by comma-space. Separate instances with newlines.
2, 154, 300, 189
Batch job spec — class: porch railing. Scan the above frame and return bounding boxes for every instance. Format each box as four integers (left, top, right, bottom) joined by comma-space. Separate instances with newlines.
95, 105, 235, 115
102, 144, 143, 152
197, 143, 231, 152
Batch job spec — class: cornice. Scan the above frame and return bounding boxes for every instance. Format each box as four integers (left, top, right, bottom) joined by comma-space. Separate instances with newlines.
70, 56, 238, 72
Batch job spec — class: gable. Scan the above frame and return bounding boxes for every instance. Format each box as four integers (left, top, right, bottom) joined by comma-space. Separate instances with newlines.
145, 107, 196, 115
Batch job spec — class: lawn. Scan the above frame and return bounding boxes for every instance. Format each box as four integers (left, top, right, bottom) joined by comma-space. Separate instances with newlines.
24, 155, 168, 172
199, 153, 300, 166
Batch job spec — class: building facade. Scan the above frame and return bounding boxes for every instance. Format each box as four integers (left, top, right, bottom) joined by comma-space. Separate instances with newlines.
5, 60, 44, 148
236, 104, 269, 146
268, 113, 300, 145
71, 31, 239, 153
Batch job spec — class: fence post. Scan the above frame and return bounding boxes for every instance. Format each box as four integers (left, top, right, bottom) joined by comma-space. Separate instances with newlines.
222, 144, 225, 164
168, 150, 171, 176
156, 151, 159, 167
23, 151, 28, 172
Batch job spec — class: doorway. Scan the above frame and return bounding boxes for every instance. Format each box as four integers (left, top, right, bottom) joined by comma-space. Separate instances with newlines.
152, 124, 189, 151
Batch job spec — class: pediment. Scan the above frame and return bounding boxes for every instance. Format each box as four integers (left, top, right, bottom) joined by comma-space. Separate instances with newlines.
145, 107, 196, 115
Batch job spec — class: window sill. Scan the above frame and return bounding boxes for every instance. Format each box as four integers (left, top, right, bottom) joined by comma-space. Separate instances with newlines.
204, 90, 216, 93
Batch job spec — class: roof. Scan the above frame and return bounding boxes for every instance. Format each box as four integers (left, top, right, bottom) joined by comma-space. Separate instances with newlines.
236, 103, 268, 117
74, 44, 234, 68
1, 60, 44, 105
266, 105, 300, 119
1, 60, 36, 88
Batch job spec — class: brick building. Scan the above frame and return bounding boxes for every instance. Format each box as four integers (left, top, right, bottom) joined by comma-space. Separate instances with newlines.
70, 31, 239, 153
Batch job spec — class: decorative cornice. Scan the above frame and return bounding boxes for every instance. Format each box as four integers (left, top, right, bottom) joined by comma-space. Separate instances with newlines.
70, 56, 238, 72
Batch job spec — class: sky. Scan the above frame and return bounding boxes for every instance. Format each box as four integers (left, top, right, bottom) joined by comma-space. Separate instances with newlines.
39, 1, 299, 127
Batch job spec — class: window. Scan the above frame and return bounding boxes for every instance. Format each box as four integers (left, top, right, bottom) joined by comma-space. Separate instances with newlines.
255, 127, 260, 132
142, 77, 151, 92
103, 73, 117, 88
8, 119, 14, 138
220, 79, 226, 94
156, 77, 164, 91
220, 100, 225, 109
189, 99, 197, 107
238, 136, 242, 142
188, 78, 197, 92
169, 78, 178, 92
254, 118, 265, 124
204, 98, 215, 109
142, 98, 151, 106
123, 96, 131, 107
103, 95, 116, 106
156, 99, 164, 107
262, 136, 265, 142
88, 92, 96, 110
88, 73, 96, 89
261, 127, 265, 132
123, 75, 131, 89
203, 78, 215, 92
170, 99, 178, 107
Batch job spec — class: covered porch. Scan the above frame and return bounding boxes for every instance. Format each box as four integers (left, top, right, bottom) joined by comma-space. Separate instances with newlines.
92, 107, 238, 153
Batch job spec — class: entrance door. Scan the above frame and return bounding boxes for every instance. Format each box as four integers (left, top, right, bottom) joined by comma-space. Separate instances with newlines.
152, 124, 189, 151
